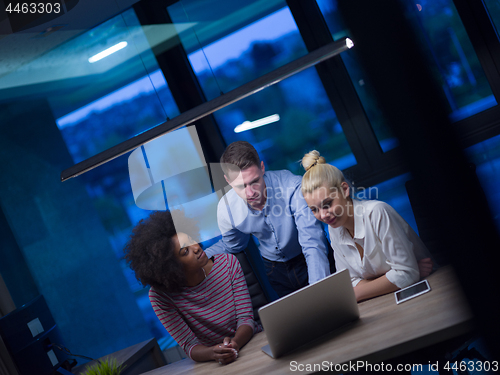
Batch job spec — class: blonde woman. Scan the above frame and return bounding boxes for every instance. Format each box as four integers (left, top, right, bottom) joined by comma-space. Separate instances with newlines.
301, 151, 434, 302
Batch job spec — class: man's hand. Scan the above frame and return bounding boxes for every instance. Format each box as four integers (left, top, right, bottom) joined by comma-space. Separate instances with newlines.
418, 258, 433, 278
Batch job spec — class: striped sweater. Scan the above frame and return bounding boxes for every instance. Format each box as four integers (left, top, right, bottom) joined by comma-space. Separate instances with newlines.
149, 254, 262, 359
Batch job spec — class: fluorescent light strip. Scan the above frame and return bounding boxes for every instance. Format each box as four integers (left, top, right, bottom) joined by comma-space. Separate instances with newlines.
234, 114, 280, 133
88, 41, 128, 63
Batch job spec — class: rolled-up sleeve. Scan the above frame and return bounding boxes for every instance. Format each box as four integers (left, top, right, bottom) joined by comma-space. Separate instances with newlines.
149, 289, 201, 359
370, 204, 420, 288
290, 188, 330, 284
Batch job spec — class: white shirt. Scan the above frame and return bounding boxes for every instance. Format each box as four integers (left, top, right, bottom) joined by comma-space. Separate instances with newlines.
329, 199, 431, 289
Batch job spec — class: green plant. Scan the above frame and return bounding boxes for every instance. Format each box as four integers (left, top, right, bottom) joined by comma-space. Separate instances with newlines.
82, 358, 126, 375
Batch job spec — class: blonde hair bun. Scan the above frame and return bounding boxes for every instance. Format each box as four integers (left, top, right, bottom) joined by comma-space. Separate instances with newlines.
301, 150, 326, 172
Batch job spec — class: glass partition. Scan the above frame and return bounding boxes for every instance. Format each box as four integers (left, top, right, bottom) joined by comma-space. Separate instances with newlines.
3, 7, 185, 351
316, 0, 398, 152
169, 0, 356, 172
317, 0, 498, 152
481, 1, 500, 46
169, 2, 308, 100
52, 9, 180, 163
2, 1, 357, 354
212, 66, 357, 173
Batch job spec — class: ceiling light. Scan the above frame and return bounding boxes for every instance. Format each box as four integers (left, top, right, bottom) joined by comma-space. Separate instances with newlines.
234, 114, 280, 133
62, 37, 353, 181
88, 41, 128, 63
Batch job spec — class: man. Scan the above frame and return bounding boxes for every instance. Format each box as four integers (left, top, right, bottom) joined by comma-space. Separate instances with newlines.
205, 141, 330, 297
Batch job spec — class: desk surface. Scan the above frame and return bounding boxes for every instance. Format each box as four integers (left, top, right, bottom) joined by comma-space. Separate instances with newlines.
142, 266, 473, 375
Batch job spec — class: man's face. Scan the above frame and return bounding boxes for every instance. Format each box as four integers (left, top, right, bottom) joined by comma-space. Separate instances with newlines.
225, 161, 266, 210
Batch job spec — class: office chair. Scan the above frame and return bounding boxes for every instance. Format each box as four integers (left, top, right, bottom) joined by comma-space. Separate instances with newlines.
234, 252, 269, 324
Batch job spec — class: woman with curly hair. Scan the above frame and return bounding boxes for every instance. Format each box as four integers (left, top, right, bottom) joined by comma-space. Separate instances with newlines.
123, 210, 261, 365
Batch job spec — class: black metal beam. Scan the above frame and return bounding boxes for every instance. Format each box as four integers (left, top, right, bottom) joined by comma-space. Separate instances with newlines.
286, 0, 381, 173
60, 37, 353, 181
133, 0, 226, 165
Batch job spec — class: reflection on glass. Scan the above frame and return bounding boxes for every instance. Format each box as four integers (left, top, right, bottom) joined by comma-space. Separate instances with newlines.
43, 8, 183, 351
404, 0, 497, 121
316, 0, 398, 152
367, 173, 418, 234
484, 0, 500, 40
57, 69, 178, 163
213, 67, 356, 173
48, 8, 180, 163
169, 2, 307, 100
169, 0, 356, 172
317, 0, 498, 151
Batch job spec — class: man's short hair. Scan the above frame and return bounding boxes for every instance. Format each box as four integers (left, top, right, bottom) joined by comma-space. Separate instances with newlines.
221, 141, 261, 176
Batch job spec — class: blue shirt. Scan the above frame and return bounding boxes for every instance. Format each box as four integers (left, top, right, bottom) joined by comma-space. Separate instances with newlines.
205, 170, 330, 284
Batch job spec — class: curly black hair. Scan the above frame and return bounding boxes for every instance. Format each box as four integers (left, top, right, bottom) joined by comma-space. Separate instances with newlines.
123, 210, 200, 293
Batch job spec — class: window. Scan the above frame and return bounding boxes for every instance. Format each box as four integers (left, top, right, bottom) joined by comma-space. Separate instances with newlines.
405, 0, 497, 122
482, 0, 500, 44
55, 9, 180, 163
168, 1, 356, 173
465, 133, 500, 232
51, 9, 183, 350
316, 0, 398, 152
317, 0, 498, 152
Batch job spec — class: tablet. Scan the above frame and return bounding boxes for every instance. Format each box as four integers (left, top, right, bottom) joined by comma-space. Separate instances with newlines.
395, 280, 431, 304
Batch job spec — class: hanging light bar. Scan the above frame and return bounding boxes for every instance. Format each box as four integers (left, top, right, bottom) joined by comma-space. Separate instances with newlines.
88, 41, 128, 63
61, 37, 354, 181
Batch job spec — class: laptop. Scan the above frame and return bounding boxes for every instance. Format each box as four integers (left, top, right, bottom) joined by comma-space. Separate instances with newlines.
259, 269, 359, 358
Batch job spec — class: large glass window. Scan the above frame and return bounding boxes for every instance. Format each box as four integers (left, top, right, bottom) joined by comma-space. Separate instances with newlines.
212, 67, 356, 173
169, 0, 357, 172
317, 0, 498, 152
53, 9, 180, 163
465, 133, 500, 232
316, 0, 398, 152
47, 9, 183, 351
405, 0, 497, 122
482, 1, 500, 44
167, 0, 295, 100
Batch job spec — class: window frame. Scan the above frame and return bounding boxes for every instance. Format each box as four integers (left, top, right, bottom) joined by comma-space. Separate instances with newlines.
61, 0, 500, 188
